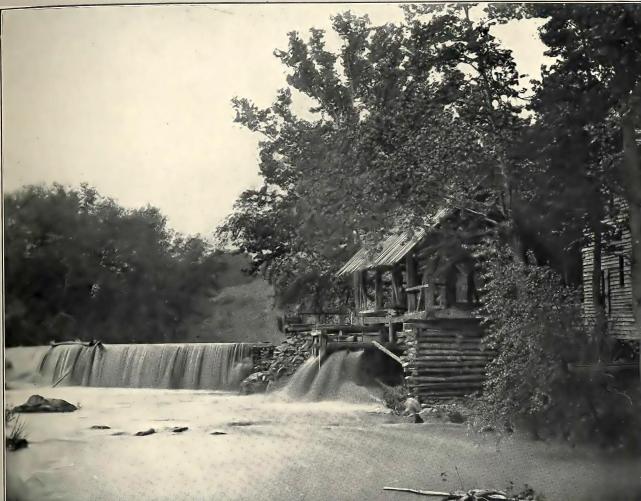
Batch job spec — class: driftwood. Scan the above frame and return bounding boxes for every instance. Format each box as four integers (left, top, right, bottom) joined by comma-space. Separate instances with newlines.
383, 487, 513, 500
383, 487, 449, 497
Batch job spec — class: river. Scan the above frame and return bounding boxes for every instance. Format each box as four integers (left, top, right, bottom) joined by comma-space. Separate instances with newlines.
5, 347, 640, 501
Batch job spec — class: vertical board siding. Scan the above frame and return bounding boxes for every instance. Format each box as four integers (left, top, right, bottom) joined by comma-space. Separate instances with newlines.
582, 225, 639, 340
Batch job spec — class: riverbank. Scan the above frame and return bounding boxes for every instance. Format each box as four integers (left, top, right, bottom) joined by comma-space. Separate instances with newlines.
5, 386, 641, 501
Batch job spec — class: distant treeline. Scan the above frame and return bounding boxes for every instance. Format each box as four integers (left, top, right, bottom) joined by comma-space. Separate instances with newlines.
5, 184, 228, 346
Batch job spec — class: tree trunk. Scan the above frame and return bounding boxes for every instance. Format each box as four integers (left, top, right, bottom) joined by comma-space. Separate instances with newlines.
620, 104, 641, 380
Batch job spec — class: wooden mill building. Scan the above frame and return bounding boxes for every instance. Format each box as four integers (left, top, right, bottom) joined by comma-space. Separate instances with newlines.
333, 222, 494, 401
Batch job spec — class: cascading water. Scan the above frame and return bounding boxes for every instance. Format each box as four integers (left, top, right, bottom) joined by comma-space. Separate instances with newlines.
283, 350, 379, 402
36, 343, 253, 390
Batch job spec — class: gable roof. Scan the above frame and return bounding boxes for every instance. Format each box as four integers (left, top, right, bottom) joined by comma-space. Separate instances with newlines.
336, 208, 451, 277
336, 229, 426, 277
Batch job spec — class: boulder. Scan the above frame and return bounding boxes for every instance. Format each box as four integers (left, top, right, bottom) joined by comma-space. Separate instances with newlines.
13, 395, 77, 413
239, 372, 270, 395
403, 397, 422, 415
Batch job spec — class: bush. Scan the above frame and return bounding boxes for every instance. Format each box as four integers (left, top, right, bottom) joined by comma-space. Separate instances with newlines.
475, 246, 640, 450
477, 250, 584, 429
379, 382, 409, 415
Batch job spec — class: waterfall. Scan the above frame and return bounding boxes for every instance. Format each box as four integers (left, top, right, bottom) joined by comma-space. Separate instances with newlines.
37, 343, 253, 390
283, 350, 379, 402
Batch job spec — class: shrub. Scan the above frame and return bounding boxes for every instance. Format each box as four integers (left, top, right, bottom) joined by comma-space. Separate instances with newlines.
379, 382, 409, 415
475, 245, 640, 450
477, 249, 585, 430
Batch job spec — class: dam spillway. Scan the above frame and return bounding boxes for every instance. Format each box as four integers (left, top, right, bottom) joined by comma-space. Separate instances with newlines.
36, 343, 253, 390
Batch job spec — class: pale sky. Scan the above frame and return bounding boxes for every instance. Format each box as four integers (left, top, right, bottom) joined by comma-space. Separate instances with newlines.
1, 2, 549, 239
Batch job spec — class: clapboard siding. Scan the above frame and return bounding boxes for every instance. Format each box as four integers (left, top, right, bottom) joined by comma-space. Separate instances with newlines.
582, 223, 640, 340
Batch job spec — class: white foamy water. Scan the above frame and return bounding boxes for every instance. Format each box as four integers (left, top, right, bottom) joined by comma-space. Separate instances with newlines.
283, 351, 381, 403
35, 343, 252, 390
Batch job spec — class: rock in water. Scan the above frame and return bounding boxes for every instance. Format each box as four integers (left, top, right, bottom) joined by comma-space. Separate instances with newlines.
13, 395, 77, 413
171, 426, 188, 433
6, 437, 28, 451
239, 372, 270, 395
135, 429, 155, 436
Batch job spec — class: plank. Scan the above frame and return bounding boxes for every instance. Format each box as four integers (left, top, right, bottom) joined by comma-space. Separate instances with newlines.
371, 341, 403, 365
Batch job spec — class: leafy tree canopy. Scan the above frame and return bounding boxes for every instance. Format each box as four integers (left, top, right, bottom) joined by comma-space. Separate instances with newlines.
5, 183, 227, 346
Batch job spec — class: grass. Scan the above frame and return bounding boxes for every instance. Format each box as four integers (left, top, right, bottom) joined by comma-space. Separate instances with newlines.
5, 406, 28, 451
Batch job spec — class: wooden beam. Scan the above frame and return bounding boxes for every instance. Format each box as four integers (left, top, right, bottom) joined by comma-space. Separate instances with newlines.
372, 340, 403, 365
314, 324, 380, 333
325, 341, 399, 355
405, 284, 430, 293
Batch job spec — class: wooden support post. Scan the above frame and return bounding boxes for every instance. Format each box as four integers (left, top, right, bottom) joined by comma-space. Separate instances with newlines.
319, 331, 328, 362
388, 319, 397, 344
374, 269, 383, 309
391, 265, 406, 308
406, 254, 418, 311
353, 271, 362, 311
378, 325, 387, 344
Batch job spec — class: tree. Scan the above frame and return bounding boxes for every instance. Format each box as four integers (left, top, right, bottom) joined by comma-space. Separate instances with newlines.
493, 3, 641, 340
220, 7, 539, 310
5, 184, 226, 345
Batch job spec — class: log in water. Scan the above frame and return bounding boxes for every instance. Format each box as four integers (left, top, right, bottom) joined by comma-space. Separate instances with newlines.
37, 343, 253, 390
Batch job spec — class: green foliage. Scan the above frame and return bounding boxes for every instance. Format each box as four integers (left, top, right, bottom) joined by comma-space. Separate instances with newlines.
220, 7, 531, 309
477, 244, 586, 424
5, 184, 227, 346
476, 243, 641, 449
